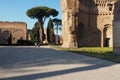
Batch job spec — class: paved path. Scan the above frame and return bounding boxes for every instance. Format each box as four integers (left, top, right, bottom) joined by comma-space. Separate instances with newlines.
0, 46, 120, 80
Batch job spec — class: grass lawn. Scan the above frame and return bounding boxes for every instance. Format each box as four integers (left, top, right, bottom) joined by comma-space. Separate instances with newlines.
56, 47, 120, 63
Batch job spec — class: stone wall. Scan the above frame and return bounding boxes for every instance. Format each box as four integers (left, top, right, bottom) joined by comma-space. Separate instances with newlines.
113, 0, 120, 54
0, 22, 27, 44
61, 0, 115, 48
61, 0, 80, 48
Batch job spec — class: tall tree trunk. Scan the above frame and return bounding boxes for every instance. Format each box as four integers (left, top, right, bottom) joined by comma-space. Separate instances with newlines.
56, 25, 59, 44
38, 19, 45, 44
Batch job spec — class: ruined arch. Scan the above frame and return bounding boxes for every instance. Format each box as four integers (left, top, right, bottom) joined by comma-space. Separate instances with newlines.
103, 24, 113, 47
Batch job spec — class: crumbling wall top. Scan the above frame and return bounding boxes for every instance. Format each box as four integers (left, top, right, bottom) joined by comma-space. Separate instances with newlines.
61, 0, 79, 11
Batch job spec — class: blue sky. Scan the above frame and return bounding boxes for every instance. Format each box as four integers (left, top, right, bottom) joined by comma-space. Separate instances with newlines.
0, 0, 61, 30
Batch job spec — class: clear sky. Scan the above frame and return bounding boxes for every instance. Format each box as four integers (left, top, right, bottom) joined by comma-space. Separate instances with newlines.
0, 0, 61, 30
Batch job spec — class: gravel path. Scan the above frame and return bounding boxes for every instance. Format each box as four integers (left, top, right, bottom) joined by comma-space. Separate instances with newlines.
0, 46, 120, 80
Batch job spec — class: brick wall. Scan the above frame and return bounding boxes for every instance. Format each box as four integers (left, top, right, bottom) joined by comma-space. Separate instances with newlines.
0, 22, 27, 44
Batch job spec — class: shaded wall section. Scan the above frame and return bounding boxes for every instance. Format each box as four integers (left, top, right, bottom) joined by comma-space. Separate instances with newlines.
113, 0, 120, 54
77, 0, 100, 47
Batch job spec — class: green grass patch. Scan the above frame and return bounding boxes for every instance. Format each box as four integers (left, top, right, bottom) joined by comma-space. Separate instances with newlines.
56, 47, 120, 63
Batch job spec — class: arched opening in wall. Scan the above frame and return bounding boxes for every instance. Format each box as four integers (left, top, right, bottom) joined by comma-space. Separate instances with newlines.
103, 24, 112, 47
77, 22, 84, 47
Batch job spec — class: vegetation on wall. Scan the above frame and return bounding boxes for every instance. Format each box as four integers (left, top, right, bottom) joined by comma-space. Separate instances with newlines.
7, 33, 12, 45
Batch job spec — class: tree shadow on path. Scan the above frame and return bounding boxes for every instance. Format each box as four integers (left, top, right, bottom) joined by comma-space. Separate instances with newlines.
0, 47, 118, 80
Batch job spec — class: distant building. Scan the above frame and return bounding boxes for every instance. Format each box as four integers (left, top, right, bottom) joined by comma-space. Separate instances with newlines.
0, 22, 27, 44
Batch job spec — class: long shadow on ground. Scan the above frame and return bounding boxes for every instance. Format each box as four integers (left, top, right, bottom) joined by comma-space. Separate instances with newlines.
0, 46, 117, 80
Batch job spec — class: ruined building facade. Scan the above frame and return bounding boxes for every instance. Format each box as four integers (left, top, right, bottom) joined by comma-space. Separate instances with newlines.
61, 0, 118, 48
0, 22, 27, 44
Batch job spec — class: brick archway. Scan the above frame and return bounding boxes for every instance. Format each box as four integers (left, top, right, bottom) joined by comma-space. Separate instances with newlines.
101, 24, 112, 47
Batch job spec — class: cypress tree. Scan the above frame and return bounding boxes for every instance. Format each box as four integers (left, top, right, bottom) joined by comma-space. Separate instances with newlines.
47, 18, 55, 44
31, 22, 40, 43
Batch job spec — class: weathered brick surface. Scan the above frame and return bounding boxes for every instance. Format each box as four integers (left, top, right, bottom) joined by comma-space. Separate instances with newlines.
0, 22, 27, 44
61, 0, 115, 48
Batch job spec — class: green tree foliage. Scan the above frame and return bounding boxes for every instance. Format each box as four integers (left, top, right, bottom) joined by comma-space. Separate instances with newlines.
47, 18, 55, 44
26, 6, 58, 43
17, 38, 34, 45
52, 18, 62, 35
52, 18, 62, 44
17, 37, 24, 45
30, 22, 40, 43
7, 33, 12, 45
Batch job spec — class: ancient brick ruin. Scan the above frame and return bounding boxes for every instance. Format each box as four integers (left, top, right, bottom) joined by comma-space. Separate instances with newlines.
0, 22, 27, 44
61, 0, 118, 48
